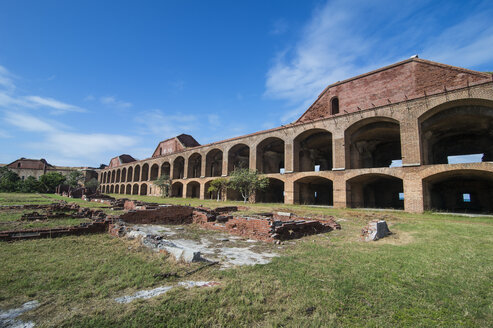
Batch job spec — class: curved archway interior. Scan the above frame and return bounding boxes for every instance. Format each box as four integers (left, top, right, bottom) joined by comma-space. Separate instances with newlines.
294, 129, 333, 172
256, 138, 285, 174
347, 175, 403, 209
294, 176, 333, 205
173, 157, 185, 179
257, 178, 284, 203
188, 154, 202, 178
206, 149, 223, 177
228, 144, 250, 173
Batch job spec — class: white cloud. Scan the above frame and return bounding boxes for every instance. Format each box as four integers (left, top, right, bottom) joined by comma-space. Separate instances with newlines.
100, 96, 132, 108
25, 95, 86, 113
265, 0, 493, 123
0, 65, 15, 91
270, 18, 288, 35
3, 111, 60, 132
135, 109, 198, 137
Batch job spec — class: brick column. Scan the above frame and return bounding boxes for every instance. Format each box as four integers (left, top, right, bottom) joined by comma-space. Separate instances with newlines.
284, 142, 294, 173
200, 155, 206, 178
222, 152, 228, 176
284, 179, 294, 204
400, 117, 421, 166
200, 182, 205, 200
249, 146, 256, 171
332, 173, 347, 208
332, 131, 346, 170
403, 173, 424, 213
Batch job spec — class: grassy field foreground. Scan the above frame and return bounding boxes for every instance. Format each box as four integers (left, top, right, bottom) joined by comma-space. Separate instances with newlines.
0, 193, 492, 327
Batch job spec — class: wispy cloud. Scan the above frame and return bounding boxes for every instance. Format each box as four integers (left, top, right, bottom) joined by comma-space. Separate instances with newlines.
265, 0, 493, 123
25, 96, 85, 113
270, 18, 288, 35
135, 109, 198, 137
100, 96, 132, 108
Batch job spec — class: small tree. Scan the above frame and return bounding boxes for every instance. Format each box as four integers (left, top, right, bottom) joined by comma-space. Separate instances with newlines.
0, 167, 20, 192
153, 174, 171, 197
228, 168, 269, 203
85, 178, 100, 193
66, 170, 84, 190
207, 177, 229, 201
39, 172, 66, 193
19, 176, 43, 193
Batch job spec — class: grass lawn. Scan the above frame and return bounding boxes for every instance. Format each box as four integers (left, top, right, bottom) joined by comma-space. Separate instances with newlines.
1, 193, 492, 327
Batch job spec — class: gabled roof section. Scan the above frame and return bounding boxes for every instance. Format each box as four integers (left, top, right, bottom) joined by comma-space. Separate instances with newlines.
7, 158, 53, 170
152, 134, 200, 158
296, 57, 493, 123
108, 154, 137, 168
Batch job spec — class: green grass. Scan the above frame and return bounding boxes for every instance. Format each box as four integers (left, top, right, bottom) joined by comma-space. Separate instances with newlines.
1, 193, 492, 327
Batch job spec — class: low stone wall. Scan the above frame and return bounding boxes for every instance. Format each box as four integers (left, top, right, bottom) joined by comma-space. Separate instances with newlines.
119, 206, 194, 225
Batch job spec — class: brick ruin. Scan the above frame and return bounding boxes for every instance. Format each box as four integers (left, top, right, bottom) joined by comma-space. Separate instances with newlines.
97, 58, 493, 215
0, 197, 340, 243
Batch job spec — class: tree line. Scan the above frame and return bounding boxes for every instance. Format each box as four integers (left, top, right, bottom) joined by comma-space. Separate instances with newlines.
0, 167, 98, 193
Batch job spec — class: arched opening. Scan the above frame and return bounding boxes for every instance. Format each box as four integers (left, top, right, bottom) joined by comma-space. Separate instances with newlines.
331, 97, 339, 115
423, 170, 493, 214
121, 168, 126, 182
294, 176, 333, 205
294, 129, 333, 172
111, 171, 115, 183
347, 174, 404, 209
226, 188, 242, 202
115, 185, 120, 194
132, 184, 139, 195
187, 153, 202, 178
140, 183, 147, 196
173, 157, 185, 179
206, 149, 223, 177
256, 137, 285, 174
102, 172, 106, 184
134, 165, 141, 182
116, 169, 121, 183
161, 162, 171, 178
127, 167, 133, 182
420, 104, 493, 165
256, 178, 284, 203
120, 184, 125, 194
228, 144, 250, 173
204, 180, 219, 200
126, 184, 131, 195
171, 182, 183, 197
110, 185, 114, 194
150, 164, 159, 180
142, 163, 149, 181
345, 118, 402, 169
186, 181, 200, 198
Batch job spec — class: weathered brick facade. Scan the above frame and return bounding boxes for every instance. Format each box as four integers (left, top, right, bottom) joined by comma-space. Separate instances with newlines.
99, 58, 493, 213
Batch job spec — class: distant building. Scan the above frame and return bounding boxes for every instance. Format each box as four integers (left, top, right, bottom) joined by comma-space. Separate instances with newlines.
5, 158, 99, 183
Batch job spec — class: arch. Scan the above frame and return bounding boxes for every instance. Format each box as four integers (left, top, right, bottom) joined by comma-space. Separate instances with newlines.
345, 117, 401, 169
111, 170, 115, 183
346, 174, 403, 209
161, 162, 171, 178
173, 156, 185, 179
126, 184, 132, 195
102, 172, 107, 184
116, 169, 121, 183
115, 185, 119, 194
110, 185, 114, 194
187, 153, 202, 178
228, 144, 250, 173
294, 129, 333, 172
171, 182, 183, 197
423, 169, 493, 214
256, 137, 285, 174
140, 183, 148, 196
150, 164, 159, 180
204, 180, 219, 200
186, 181, 200, 198
256, 178, 284, 203
132, 184, 139, 195
142, 163, 149, 181
120, 184, 125, 194
127, 166, 134, 182
134, 165, 141, 182
121, 168, 126, 183
294, 176, 333, 205
331, 96, 339, 115
206, 149, 223, 177
419, 102, 493, 165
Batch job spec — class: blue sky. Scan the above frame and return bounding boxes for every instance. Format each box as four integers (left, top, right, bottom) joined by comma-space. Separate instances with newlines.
0, 0, 492, 167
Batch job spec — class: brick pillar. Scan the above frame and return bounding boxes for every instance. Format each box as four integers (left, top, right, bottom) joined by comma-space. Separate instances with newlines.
332, 173, 347, 208
183, 158, 188, 179
200, 155, 206, 178
403, 173, 424, 213
249, 146, 256, 171
200, 181, 206, 200
222, 152, 228, 176
182, 183, 187, 198
400, 117, 421, 166
284, 142, 294, 173
284, 179, 294, 204
332, 132, 345, 170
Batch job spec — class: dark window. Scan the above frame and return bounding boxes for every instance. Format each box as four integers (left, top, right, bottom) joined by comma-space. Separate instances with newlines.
331, 97, 339, 114
17, 162, 21, 168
